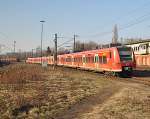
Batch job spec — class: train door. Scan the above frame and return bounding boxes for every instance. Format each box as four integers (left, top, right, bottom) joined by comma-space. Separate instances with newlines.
85, 54, 92, 68
72, 55, 74, 66
82, 55, 86, 68
98, 53, 103, 70
94, 54, 99, 69
101, 52, 110, 70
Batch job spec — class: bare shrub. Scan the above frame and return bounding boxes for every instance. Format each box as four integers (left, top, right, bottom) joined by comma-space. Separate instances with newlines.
0, 64, 43, 86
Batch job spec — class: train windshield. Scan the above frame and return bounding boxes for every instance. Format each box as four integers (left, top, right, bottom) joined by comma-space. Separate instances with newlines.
117, 47, 132, 61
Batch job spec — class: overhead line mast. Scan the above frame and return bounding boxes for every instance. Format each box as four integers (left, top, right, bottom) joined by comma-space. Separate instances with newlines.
54, 33, 57, 66
73, 35, 78, 52
14, 41, 16, 53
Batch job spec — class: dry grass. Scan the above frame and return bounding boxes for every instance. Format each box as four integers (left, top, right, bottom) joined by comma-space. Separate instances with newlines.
0, 64, 112, 119
98, 87, 150, 119
78, 86, 150, 119
0, 64, 149, 119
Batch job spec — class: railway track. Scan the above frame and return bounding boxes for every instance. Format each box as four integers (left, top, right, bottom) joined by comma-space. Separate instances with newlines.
78, 68, 150, 86
62, 66, 150, 86
106, 75, 150, 86
129, 77, 150, 86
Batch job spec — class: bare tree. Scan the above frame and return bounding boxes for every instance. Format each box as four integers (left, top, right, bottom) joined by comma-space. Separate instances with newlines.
47, 46, 51, 56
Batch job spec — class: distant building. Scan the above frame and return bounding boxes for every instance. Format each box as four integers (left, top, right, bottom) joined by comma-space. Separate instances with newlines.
126, 39, 150, 55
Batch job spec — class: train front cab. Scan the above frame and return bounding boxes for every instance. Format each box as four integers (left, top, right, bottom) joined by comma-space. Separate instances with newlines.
116, 47, 136, 77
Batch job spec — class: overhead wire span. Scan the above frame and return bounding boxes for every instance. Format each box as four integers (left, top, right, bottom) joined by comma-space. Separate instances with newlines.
119, 12, 150, 30
80, 12, 150, 39
57, 39, 74, 48
79, 1, 150, 39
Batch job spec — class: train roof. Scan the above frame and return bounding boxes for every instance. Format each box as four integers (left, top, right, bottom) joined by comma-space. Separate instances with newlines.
58, 46, 128, 57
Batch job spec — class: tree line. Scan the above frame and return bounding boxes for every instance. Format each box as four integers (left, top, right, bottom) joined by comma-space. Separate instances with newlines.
2, 37, 145, 61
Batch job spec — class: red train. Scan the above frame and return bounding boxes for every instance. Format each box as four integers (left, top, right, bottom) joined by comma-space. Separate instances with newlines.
26, 46, 136, 76
0, 57, 17, 66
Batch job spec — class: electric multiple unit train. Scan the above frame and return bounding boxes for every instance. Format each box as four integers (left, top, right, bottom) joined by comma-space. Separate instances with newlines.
26, 46, 136, 76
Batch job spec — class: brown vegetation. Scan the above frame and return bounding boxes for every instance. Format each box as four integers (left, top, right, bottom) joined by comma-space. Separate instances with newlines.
0, 64, 149, 119
0, 64, 112, 118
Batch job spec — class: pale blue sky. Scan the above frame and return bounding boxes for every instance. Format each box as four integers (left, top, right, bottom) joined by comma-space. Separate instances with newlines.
0, 0, 150, 53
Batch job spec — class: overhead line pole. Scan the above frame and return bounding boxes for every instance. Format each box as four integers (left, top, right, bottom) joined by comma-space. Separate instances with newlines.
73, 35, 76, 52
54, 33, 57, 66
73, 35, 78, 53
32, 49, 34, 58
40, 20, 45, 64
14, 41, 16, 53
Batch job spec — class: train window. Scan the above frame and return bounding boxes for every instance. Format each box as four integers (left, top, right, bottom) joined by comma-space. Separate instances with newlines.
94, 56, 98, 63
69, 58, 71, 62
66, 58, 68, 62
83, 57, 86, 63
99, 56, 102, 64
90, 57, 92, 63
87, 57, 88, 63
90, 57, 94, 63
88, 57, 91, 63
118, 47, 132, 61
88, 57, 90, 63
97, 56, 99, 63
103, 56, 107, 64
79, 57, 81, 62
86, 57, 89, 63
94, 57, 96, 63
